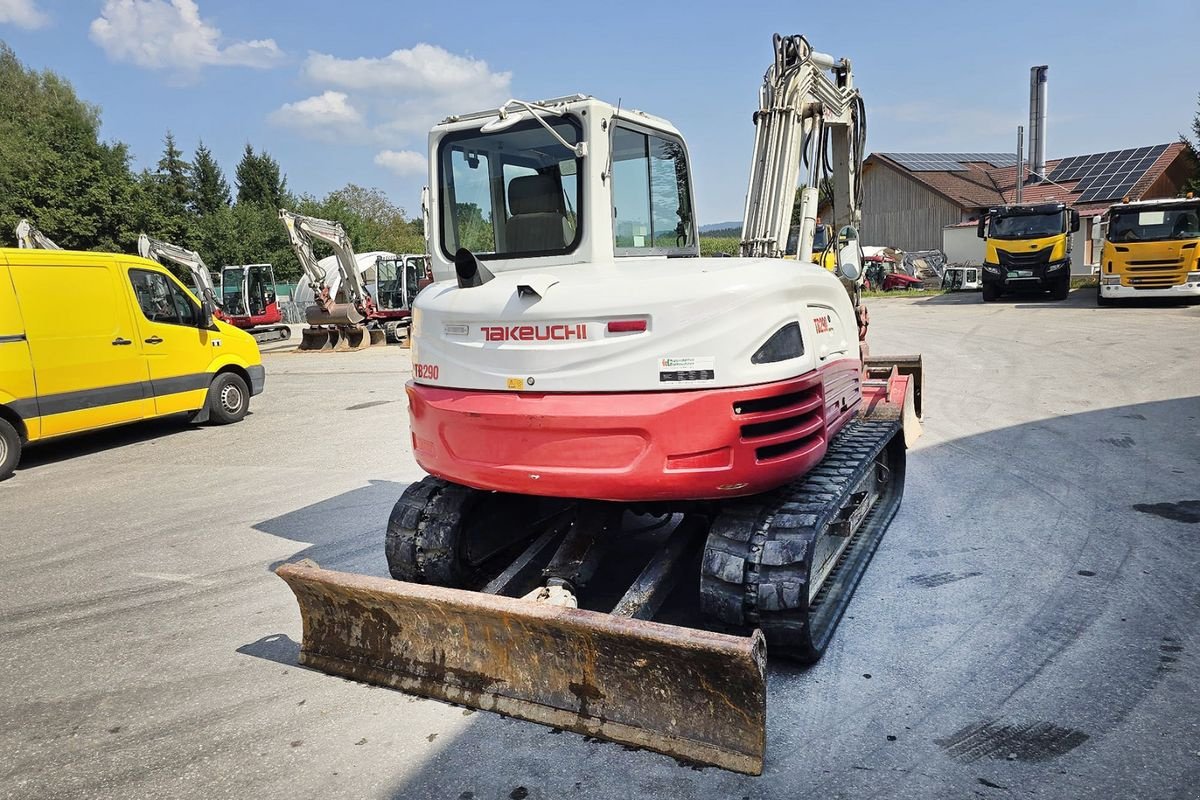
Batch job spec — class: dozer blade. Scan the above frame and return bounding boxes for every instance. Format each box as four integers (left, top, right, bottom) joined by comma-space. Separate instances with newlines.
275, 561, 768, 774
862, 354, 923, 446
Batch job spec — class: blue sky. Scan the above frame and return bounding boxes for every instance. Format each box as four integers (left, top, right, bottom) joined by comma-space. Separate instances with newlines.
1, 0, 1196, 225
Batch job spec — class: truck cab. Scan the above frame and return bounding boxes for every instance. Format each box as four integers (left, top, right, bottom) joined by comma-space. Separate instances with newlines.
1097, 197, 1200, 305
977, 202, 1079, 301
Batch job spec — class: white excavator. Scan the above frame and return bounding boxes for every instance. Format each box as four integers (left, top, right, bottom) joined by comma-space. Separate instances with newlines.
276, 34, 922, 774
136, 235, 292, 344
279, 209, 408, 351
14, 219, 61, 250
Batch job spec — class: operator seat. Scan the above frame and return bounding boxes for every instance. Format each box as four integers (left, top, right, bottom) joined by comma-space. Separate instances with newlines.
507, 174, 568, 252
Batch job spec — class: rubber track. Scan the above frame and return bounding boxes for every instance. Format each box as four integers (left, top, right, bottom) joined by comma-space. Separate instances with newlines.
699, 418, 902, 662
385, 475, 479, 586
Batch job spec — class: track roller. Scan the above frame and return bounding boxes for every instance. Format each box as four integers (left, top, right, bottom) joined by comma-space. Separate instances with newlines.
699, 418, 905, 662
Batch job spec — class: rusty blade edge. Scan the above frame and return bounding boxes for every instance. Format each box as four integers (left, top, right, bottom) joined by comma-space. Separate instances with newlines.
297, 649, 763, 775
275, 561, 766, 775
276, 562, 763, 656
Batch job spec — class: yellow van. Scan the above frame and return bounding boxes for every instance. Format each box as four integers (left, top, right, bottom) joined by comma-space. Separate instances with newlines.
0, 248, 265, 480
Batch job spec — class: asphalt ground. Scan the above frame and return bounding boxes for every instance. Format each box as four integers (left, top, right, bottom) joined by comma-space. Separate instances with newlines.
2, 288, 1199, 799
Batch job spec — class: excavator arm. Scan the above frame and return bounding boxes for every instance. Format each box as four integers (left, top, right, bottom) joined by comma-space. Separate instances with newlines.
278, 209, 378, 350
136, 234, 219, 309
740, 34, 866, 269
278, 210, 373, 310
15, 219, 62, 250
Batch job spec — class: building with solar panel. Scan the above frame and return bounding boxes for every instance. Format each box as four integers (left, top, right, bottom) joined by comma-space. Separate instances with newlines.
849, 143, 1193, 275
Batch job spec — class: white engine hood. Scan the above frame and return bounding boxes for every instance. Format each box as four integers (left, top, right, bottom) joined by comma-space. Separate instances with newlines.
411, 256, 857, 393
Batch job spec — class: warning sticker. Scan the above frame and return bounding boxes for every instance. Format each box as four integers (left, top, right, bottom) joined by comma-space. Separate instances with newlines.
658, 356, 715, 383
506, 377, 525, 390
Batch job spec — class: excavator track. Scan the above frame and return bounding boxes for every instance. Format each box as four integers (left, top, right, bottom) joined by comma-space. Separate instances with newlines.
700, 417, 904, 662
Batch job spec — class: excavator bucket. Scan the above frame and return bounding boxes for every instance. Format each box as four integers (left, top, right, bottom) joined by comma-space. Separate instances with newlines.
305, 302, 365, 328
275, 561, 768, 774
333, 327, 371, 351
298, 327, 336, 351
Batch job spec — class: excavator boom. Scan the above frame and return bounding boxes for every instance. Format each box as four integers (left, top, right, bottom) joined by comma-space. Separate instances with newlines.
279, 209, 379, 350
15, 219, 62, 250
137, 234, 219, 309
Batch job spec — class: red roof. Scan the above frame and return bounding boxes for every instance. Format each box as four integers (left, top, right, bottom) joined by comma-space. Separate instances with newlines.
868, 142, 1187, 214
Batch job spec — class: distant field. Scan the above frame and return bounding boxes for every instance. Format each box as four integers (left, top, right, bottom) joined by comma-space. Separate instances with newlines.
699, 236, 739, 257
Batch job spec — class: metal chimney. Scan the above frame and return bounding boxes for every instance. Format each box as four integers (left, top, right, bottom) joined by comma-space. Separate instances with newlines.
1015, 125, 1024, 204
1027, 65, 1048, 184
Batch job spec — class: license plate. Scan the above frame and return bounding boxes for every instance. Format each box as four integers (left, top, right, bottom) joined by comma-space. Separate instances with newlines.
1008, 270, 1033, 278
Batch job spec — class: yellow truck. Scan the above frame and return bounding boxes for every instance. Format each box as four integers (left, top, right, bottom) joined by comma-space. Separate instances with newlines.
977, 201, 1080, 302
0, 247, 265, 480
1097, 197, 1200, 305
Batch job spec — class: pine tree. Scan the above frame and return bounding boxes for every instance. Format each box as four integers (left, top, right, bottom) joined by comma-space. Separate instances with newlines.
1182, 93, 1200, 195
235, 143, 287, 208
149, 131, 194, 242
190, 141, 230, 216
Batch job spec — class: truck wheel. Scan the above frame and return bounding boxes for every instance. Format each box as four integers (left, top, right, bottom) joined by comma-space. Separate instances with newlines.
981, 284, 1000, 302
206, 373, 250, 425
0, 417, 21, 481
1050, 276, 1070, 301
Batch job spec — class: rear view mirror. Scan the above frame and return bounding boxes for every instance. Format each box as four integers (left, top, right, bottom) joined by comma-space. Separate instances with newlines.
836, 226, 862, 283
976, 217, 986, 239
200, 298, 215, 329
1070, 209, 1081, 233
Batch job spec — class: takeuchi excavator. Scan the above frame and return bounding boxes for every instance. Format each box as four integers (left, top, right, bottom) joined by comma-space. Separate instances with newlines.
275, 34, 922, 774
279, 209, 409, 351
136, 235, 291, 344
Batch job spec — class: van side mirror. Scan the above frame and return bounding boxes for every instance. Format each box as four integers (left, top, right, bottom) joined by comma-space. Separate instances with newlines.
1070, 209, 1080, 233
976, 217, 986, 239
200, 298, 215, 329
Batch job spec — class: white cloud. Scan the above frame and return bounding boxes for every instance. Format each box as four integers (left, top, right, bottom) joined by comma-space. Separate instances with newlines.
299, 44, 512, 141
270, 91, 364, 138
374, 150, 427, 177
0, 0, 49, 29
89, 0, 284, 73
306, 44, 510, 96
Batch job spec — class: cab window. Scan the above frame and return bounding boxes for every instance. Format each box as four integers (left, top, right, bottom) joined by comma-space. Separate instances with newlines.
129, 269, 199, 326
612, 125, 696, 256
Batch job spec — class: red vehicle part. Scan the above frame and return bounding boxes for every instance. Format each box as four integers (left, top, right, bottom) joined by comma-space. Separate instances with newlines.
406, 359, 863, 502
882, 272, 923, 291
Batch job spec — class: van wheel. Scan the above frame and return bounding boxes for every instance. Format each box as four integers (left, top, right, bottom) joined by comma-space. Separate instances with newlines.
207, 373, 250, 425
0, 417, 21, 481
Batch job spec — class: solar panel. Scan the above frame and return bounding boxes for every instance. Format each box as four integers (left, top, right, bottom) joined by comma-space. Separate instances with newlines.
1073, 144, 1169, 204
1048, 144, 1170, 204
885, 152, 1017, 171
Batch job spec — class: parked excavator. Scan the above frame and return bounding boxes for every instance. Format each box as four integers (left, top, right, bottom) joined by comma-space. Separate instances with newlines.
136, 236, 291, 344
280, 210, 408, 351
276, 33, 922, 775
14, 219, 61, 250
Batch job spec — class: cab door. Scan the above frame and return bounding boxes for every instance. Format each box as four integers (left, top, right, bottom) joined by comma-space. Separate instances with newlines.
0, 262, 40, 440
9, 259, 151, 436
124, 266, 214, 416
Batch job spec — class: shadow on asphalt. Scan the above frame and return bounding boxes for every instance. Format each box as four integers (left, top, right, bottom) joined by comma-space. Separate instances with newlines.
11, 413, 198, 475
237, 633, 301, 666
276, 396, 1200, 799
252, 478, 411, 576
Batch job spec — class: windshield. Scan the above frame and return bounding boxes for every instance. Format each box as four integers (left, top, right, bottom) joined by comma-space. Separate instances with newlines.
438, 117, 582, 259
220, 266, 245, 315
988, 211, 1064, 239
1108, 206, 1200, 243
